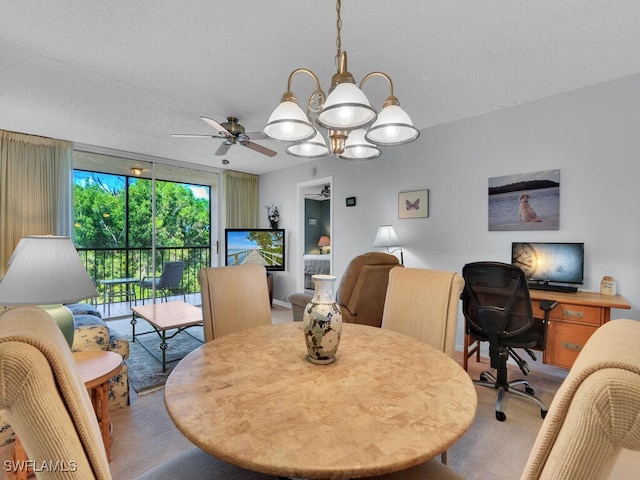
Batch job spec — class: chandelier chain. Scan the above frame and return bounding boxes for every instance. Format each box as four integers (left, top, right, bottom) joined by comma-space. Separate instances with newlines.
335, 0, 342, 69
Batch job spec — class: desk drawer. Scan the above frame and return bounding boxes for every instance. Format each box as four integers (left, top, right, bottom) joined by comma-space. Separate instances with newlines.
533, 301, 602, 326
545, 322, 597, 369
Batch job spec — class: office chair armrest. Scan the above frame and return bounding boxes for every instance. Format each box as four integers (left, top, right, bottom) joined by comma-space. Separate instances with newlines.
538, 300, 559, 314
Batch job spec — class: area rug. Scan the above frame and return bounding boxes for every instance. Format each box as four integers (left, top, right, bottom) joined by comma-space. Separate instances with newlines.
109, 318, 204, 394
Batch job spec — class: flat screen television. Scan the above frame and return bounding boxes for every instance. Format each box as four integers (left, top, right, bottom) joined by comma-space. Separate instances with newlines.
511, 242, 584, 292
225, 228, 285, 272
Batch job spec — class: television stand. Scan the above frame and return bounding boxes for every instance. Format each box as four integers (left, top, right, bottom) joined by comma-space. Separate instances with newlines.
528, 282, 577, 293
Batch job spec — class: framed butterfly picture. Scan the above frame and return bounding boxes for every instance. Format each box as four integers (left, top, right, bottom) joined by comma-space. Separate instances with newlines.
398, 189, 429, 219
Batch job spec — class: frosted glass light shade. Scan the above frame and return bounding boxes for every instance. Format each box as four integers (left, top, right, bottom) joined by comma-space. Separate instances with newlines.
316, 83, 377, 130
365, 104, 420, 145
340, 129, 381, 160
263, 100, 316, 142
373, 225, 401, 248
286, 131, 331, 158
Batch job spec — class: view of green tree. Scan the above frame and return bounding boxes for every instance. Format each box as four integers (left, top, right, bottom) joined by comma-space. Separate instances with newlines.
73, 171, 210, 248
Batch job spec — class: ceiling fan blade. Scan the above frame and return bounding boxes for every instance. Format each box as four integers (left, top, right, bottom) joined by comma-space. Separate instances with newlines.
171, 134, 218, 138
201, 116, 230, 137
240, 140, 277, 157
215, 142, 232, 156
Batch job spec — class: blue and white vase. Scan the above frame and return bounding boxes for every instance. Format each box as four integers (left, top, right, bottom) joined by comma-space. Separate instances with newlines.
302, 274, 342, 364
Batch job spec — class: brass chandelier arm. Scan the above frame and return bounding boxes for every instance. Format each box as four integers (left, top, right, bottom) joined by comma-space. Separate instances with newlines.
284, 68, 327, 115
359, 71, 401, 108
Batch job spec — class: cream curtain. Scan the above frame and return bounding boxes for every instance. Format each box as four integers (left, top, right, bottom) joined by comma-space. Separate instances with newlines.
0, 130, 73, 277
222, 170, 259, 228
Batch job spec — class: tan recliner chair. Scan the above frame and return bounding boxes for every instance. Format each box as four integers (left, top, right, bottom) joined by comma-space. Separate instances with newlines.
0, 306, 281, 480
198, 264, 272, 342
288, 252, 402, 327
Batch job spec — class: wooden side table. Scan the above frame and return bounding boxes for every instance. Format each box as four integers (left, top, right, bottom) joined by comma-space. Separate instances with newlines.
73, 350, 123, 461
11, 350, 122, 478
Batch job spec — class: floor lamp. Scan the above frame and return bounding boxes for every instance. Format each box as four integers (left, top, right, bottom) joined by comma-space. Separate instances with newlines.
0, 236, 98, 346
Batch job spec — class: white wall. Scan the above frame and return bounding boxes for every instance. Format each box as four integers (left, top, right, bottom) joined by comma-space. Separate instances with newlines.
260, 73, 640, 349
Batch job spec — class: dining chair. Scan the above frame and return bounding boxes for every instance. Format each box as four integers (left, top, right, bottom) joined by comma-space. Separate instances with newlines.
380, 266, 465, 465
381, 267, 464, 358
0, 305, 282, 480
198, 264, 272, 342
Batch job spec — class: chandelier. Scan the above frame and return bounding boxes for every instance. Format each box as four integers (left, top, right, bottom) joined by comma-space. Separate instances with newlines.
262, 0, 420, 160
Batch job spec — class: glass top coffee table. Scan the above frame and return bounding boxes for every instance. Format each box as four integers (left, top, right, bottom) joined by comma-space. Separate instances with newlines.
131, 301, 203, 372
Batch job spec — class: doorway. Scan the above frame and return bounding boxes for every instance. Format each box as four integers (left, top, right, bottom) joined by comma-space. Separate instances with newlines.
297, 176, 333, 293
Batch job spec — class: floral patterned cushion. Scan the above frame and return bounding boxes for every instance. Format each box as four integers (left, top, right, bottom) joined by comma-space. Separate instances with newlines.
0, 305, 130, 445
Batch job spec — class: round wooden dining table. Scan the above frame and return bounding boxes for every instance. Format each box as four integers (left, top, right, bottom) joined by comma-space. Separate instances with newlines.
164, 322, 477, 479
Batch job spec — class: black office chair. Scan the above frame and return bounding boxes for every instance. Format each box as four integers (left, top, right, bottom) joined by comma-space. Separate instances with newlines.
461, 261, 558, 422
140, 261, 186, 303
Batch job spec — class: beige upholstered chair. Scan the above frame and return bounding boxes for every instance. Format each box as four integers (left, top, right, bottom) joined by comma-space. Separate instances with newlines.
0, 306, 282, 480
198, 264, 272, 342
377, 318, 640, 479
381, 267, 464, 358
381, 267, 465, 464
289, 252, 401, 326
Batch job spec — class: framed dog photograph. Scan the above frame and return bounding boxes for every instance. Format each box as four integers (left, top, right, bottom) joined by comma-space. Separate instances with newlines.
488, 169, 560, 231
398, 189, 429, 219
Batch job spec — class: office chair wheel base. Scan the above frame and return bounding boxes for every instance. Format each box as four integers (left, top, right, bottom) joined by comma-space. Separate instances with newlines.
541, 409, 547, 419
496, 411, 506, 422
525, 385, 535, 395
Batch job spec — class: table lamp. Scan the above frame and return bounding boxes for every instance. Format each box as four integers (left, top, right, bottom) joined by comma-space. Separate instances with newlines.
318, 235, 331, 254
0, 235, 98, 346
373, 225, 404, 265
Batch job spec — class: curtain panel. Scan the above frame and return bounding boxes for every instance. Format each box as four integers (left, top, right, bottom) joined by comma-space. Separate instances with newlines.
221, 170, 258, 228
0, 130, 72, 277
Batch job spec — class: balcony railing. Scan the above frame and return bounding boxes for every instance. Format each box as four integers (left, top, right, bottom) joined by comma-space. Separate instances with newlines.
77, 246, 211, 313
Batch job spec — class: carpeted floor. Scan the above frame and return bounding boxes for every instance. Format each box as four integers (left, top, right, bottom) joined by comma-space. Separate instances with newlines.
106, 306, 640, 479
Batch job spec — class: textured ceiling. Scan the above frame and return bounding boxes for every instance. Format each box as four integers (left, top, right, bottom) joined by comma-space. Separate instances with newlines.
2, 1, 640, 175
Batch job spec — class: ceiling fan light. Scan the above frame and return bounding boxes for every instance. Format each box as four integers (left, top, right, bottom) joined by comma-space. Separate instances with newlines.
286, 131, 331, 158
316, 83, 377, 130
365, 104, 420, 145
339, 129, 381, 160
262, 100, 316, 142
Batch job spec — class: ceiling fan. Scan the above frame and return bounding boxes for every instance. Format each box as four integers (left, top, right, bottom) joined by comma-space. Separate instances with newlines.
172, 116, 277, 157
305, 185, 331, 199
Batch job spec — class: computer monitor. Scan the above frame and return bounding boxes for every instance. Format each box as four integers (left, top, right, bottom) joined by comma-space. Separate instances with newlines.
511, 242, 584, 292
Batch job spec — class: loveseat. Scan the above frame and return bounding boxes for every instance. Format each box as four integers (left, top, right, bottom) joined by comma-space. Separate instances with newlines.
0, 303, 129, 447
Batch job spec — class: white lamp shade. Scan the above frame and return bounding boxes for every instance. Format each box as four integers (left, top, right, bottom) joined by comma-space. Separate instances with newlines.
0, 236, 98, 305
286, 130, 331, 158
373, 225, 401, 248
262, 100, 316, 142
365, 104, 420, 145
316, 83, 377, 130
340, 129, 381, 160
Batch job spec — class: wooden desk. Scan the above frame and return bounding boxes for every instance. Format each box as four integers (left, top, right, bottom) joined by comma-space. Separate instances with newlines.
165, 323, 477, 479
529, 290, 630, 369
464, 290, 631, 370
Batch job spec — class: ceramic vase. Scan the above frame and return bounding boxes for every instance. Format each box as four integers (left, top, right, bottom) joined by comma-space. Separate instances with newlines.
302, 274, 342, 364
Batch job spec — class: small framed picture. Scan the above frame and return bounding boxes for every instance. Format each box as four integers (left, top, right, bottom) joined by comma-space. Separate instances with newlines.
345, 197, 356, 207
398, 189, 429, 219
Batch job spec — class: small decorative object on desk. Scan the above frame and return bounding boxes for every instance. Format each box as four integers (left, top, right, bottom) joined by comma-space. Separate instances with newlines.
600, 276, 616, 295
266, 204, 279, 229
303, 275, 342, 364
